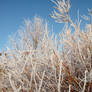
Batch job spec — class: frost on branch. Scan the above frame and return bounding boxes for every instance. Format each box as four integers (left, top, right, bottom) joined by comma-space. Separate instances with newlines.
51, 0, 70, 23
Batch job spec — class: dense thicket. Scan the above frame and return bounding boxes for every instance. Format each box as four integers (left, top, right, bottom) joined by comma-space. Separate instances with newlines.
0, 0, 92, 92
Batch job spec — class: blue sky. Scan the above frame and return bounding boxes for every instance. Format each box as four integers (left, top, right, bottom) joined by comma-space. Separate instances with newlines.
0, 0, 92, 50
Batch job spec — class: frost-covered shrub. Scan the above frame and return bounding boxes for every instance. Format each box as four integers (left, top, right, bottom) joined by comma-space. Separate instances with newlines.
0, 0, 92, 92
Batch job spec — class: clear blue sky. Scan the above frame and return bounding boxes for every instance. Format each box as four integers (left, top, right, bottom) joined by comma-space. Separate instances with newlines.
0, 0, 92, 50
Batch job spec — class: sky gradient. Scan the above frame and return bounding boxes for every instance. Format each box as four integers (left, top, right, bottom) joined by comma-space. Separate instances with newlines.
0, 0, 92, 50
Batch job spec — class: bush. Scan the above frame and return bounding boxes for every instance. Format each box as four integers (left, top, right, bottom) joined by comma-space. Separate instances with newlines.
0, 0, 92, 92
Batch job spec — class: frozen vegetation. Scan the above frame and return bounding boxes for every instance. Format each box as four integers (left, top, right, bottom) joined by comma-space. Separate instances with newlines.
0, 0, 92, 92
